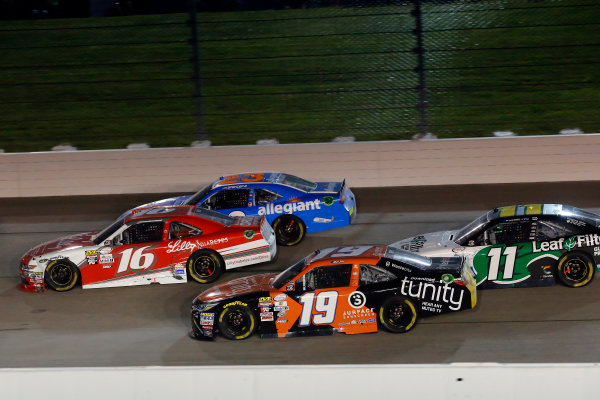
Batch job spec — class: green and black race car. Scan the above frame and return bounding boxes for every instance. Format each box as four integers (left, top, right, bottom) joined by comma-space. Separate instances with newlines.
392, 204, 600, 289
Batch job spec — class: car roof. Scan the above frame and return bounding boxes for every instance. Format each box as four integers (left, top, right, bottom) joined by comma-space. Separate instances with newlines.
490, 204, 600, 225
306, 245, 432, 268
212, 172, 281, 189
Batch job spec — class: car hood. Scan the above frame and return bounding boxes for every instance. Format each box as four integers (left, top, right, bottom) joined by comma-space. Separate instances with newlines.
195, 273, 277, 303
22, 232, 96, 261
391, 230, 458, 253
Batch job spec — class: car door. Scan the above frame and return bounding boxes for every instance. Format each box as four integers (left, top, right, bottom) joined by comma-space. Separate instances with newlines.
470, 217, 548, 288
273, 263, 375, 336
81, 220, 167, 287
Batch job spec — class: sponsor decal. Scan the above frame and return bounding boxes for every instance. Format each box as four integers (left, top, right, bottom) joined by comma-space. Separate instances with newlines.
87, 255, 98, 265
322, 196, 334, 206
85, 250, 97, 256
421, 301, 443, 313
348, 291, 367, 309
441, 274, 454, 284
200, 313, 215, 326
258, 301, 273, 307
261, 316, 274, 322
400, 277, 464, 311
261, 307, 271, 313
258, 200, 321, 216
99, 247, 112, 254
566, 218, 586, 227
532, 234, 600, 253
367, 318, 376, 323
102, 265, 111, 269
313, 217, 334, 223
278, 310, 287, 317
276, 319, 288, 324
99, 254, 113, 263
274, 301, 287, 307
223, 301, 248, 308
273, 306, 289, 311
342, 308, 375, 320
595, 247, 600, 257
167, 238, 229, 254
274, 294, 287, 301
244, 230, 255, 240
339, 322, 350, 326
259, 297, 272, 303
260, 312, 273, 317
452, 247, 465, 253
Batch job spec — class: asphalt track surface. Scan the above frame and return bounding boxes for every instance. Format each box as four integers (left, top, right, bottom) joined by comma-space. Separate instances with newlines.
2, 182, 600, 368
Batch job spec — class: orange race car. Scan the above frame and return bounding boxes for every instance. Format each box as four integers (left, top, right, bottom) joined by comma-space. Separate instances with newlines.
190, 245, 477, 340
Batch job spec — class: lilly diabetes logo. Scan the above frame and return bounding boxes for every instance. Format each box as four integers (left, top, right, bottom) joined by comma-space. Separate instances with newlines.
258, 200, 321, 216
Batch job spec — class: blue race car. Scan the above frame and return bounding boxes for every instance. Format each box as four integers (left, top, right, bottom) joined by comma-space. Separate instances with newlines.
132, 172, 357, 246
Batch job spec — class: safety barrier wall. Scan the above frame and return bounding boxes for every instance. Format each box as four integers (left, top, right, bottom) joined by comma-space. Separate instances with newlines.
1, 363, 600, 400
1, 135, 599, 198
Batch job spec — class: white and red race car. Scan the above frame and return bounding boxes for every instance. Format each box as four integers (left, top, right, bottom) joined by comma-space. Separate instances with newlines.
19, 206, 277, 292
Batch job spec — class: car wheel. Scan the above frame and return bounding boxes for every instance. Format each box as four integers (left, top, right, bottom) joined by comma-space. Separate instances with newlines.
44, 259, 79, 292
556, 252, 595, 288
218, 305, 257, 340
378, 296, 418, 333
187, 250, 224, 284
272, 215, 305, 246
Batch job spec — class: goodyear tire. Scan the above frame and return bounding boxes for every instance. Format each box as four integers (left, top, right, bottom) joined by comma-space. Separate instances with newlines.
556, 252, 595, 288
272, 215, 305, 246
44, 259, 79, 292
378, 296, 418, 333
218, 305, 256, 340
187, 250, 224, 284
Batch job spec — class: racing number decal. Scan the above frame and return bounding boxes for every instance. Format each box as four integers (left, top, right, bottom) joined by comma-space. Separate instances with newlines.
116, 246, 156, 273
219, 173, 265, 185
298, 291, 338, 326
487, 246, 517, 280
311, 246, 372, 262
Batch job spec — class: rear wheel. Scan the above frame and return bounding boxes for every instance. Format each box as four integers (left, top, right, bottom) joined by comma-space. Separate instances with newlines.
44, 259, 79, 292
556, 252, 595, 288
187, 250, 224, 284
378, 296, 418, 333
218, 305, 256, 340
272, 215, 305, 246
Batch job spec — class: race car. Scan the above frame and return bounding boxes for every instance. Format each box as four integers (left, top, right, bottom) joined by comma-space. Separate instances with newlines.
19, 206, 277, 292
190, 245, 477, 340
130, 172, 356, 246
391, 204, 600, 289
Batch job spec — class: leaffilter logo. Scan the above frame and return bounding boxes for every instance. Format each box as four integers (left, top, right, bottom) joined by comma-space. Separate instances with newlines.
564, 236, 577, 251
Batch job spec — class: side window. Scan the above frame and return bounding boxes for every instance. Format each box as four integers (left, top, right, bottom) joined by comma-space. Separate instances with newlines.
122, 221, 164, 245
535, 216, 591, 241
202, 189, 249, 210
255, 188, 283, 205
359, 264, 395, 285
169, 222, 202, 240
477, 219, 532, 245
302, 264, 352, 291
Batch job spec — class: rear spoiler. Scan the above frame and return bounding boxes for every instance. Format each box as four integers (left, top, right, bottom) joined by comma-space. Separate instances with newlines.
339, 179, 346, 194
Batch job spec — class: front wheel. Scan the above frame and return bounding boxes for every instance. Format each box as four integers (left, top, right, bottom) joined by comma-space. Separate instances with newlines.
44, 259, 79, 292
378, 296, 418, 333
187, 250, 224, 284
272, 215, 305, 246
218, 305, 257, 340
556, 252, 595, 288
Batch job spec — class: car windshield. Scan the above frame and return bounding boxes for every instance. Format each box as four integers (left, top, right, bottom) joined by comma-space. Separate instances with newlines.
271, 257, 308, 289
277, 173, 317, 192
193, 208, 235, 226
453, 211, 492, 245
184, 184, 213, 206
93, 217, 125, 245
560, 205, 600, 227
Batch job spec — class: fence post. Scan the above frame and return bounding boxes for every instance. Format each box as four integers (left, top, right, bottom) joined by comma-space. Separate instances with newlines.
412, 0, 429, 138
188, 0, 206, 142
